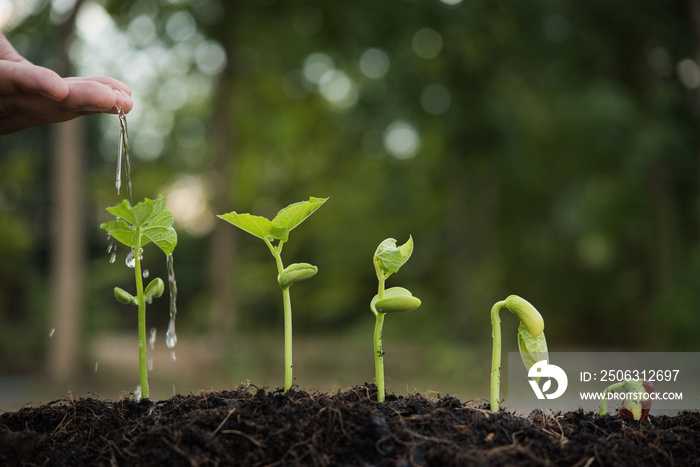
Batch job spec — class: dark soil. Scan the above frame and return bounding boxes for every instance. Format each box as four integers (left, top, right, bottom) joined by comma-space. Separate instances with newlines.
1, 384, 698, 466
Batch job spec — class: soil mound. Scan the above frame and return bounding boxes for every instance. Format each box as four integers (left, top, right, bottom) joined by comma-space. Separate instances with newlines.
1, 384, 698, 466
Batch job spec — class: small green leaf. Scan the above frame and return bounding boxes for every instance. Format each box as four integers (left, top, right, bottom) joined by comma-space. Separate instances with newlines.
114, 287, 137, 305
217, 212, 274, 240
269, 197, 328, 242
518, 324, 549, 379
144, 278, 165, 301
374, 236, 414, 278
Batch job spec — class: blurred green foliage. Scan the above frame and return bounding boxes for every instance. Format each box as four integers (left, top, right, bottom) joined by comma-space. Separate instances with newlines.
1, 0, 699, 383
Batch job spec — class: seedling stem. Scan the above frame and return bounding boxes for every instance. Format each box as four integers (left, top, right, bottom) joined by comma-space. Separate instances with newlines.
490, 300, 507, 412
265, 238, 294, 391
373, 271, 387, 402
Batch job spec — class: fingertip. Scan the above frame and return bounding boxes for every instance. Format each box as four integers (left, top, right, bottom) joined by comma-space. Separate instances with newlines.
113, 87, 134, 113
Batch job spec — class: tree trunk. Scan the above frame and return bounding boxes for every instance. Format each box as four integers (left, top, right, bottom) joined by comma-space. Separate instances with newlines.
47, 0, 86, 385
48, 118, 84, 384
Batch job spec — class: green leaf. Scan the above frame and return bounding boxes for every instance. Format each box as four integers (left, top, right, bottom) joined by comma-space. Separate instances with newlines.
143, 210, 177, 256
269, 197, 328, 242
101, 219, 140, 248
373, 236, 414, 277
105, 199, 138, 226
217, 212, 274, 240
101, 196, 177, 256
518, 324, 549, 381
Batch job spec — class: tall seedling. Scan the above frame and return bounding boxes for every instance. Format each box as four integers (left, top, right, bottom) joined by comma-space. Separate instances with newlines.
101, 196, 177, 400
218, 197, 327, 391
371, 236, 421, 402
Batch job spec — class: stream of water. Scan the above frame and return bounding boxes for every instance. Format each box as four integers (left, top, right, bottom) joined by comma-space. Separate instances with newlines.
116, 109, 133, 205
166, 253, 178, 361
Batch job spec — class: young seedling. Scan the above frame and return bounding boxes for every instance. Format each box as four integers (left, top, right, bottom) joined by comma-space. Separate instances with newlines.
101, 195, 177, 400
218, 197, 327, 392
371, 236, 421, 403
490, 295, 548, 412
599, 380, 654, 421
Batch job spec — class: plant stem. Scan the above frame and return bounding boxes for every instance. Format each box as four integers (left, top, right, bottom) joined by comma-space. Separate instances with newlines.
490, 300, 507, 412
267, 239, 293, 392
599, 381, 626, 415
374, 312, 386, 402
134, 234, 148, 400
374, 274, 386, 402
282, 286, 293, 391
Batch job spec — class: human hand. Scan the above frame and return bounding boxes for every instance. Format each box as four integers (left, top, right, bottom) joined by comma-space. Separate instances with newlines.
0, 32, 133, 135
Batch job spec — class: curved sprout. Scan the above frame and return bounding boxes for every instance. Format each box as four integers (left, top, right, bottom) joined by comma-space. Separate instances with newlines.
490, 295, 549, 412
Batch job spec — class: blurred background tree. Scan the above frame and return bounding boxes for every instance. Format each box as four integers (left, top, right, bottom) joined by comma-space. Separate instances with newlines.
0, 0, 698, 406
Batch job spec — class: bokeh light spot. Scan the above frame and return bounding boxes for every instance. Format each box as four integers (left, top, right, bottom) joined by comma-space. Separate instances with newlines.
420, 83, 451, 115
319, 70, 358, 109
359, 48, 390, 79
303, 52, 334, 84
541, 13, 570, 43
677, 58, 700, 89
162, 175, 215, 237
127, 15, 157, 48
384, 121, 420, 159
412, 28, 442, 59
166, 10, 197, 42
195, 40, 227, 75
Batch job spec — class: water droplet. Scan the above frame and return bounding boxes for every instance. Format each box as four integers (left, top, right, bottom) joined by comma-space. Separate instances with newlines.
49, 328, 55, 337
149, 327, 157, 350
134, 385, 142, 403
166, 326, 177, 349
170, 351, 177, 362
109, 252, 117, 264
148, 358, 153, 371
126, 249, 136, 268
139, 340, 144, 348
94, 362, 99, 372
142, 269, 150, 279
